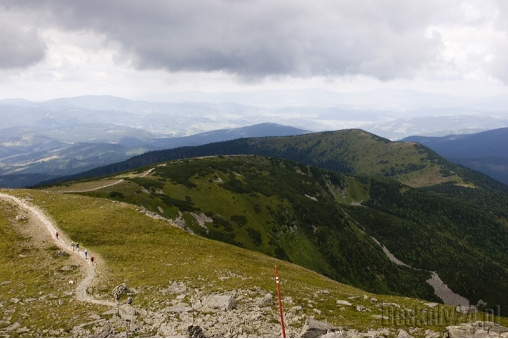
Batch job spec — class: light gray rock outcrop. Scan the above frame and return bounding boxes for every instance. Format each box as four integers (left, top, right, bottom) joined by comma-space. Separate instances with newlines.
300, 317, 342, 338
446, 322, 508, 338
202, 294, 236, 311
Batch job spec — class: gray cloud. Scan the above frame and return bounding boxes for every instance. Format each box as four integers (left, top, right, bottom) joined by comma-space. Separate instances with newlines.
0, 1, 471, 81
489, 1, 508, 84
0, 10, 46, 69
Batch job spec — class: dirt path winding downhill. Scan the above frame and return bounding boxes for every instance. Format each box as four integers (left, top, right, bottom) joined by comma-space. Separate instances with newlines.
0, 192, 116, 308
56, 167, 155, 194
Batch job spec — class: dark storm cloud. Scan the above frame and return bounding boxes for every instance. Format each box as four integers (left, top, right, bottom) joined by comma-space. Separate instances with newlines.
3, 1, 454, 79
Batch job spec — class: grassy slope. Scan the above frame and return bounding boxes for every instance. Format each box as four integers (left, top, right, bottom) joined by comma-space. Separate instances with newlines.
78, 156, 435, 301
246, 129, 457, 187
58, 155, 508, 316
1, 188, 475, 336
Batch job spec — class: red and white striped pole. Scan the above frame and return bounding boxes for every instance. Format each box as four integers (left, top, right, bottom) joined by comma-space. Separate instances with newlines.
275, 266, 286, 338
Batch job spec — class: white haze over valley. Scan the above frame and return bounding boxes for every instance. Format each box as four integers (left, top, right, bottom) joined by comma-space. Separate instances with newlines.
1, 1, 508, 139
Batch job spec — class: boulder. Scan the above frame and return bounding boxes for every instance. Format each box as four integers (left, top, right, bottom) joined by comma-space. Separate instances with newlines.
300, 317, 341, 338
336, 300, 352, 306
258, 293, 273, 306
112, 283, 129, 299
119, 305, 136, 321
202, 294, 236, 311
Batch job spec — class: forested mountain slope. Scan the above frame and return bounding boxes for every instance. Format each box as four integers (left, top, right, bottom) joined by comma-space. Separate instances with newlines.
55, 155, 508, 315
41, 129, 506, 191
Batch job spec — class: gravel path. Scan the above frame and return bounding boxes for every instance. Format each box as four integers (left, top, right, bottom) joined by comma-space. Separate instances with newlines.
57, 179, 124, 193
0, 192, 116, 307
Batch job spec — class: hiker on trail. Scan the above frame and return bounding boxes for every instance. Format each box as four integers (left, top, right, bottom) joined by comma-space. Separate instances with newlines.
55, 231, 59, 240
71, 242, 75, 251
127, 295, 132, 306
84, 249, 88, 260
76, 242, 80, 252
90, 256, 95, 265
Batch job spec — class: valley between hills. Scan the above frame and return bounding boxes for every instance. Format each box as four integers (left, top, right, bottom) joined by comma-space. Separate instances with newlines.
1, 129, 508, 337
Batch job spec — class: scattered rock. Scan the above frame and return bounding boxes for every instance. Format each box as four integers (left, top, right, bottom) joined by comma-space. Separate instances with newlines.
102, 309, 119, 316
372, 314, 390, 320
16, 326, 30, 334
356, 305, 371, 312
283, 296, 294, 304
4, 322, 20, 331
13, 214, 28, 222
446, 321, 508, 338
336, 300, 352, 306
88, 314, 102, 320
94, 322, 113, 338
424, 329, 442, 338
456, 305, 478, 314
55, 250, 69, 257
398, 329, 413, 338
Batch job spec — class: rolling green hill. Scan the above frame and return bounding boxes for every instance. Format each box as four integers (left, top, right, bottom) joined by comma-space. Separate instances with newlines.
41, 129, 507, 195
59, 155, 508, 316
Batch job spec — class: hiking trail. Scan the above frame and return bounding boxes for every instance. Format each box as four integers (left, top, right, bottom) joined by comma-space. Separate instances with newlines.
0, 192, 116, 307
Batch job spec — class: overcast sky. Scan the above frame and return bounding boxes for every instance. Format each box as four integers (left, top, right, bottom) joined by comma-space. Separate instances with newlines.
1, 0, 508, 102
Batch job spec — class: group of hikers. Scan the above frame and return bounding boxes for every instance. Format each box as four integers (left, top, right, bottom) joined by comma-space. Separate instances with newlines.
55, 231, 95, 265
115, 293, 133, 306
54, 230, 134, 305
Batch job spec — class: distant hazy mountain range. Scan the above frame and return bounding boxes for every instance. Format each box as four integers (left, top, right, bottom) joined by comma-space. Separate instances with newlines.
1, 90, 508, 187
0, 123, 308, 188
2, 90, 508, 138
402, 128, 508, 184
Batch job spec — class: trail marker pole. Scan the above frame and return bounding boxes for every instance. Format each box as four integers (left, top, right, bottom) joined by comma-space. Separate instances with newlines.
275, 266, 286, 338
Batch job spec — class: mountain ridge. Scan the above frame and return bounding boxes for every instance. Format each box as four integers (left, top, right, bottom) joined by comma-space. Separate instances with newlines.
39, 129, 507, 194
402, 128, 508, 184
